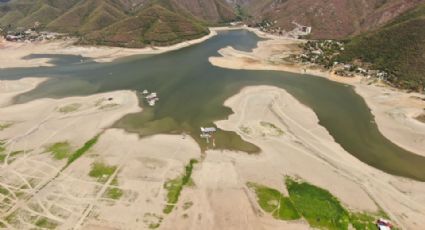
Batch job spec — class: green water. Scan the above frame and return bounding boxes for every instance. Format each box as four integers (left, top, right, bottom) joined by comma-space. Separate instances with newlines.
1, 30, 425, 181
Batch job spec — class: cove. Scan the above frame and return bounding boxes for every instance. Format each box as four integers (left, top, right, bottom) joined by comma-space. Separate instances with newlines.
1, 30, 425, 181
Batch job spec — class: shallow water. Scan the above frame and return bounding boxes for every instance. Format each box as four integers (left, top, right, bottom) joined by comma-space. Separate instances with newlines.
1, 30, 425, 181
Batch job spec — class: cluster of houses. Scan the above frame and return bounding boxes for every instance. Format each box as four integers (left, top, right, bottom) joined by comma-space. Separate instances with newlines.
296, 40, 345, 66
1, 28, 61, 43
294, 39, 390, 81
253, 20, 312, 38
333, 63, 389, 80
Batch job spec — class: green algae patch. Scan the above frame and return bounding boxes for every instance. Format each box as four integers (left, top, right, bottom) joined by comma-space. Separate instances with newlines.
260, 121, 284, 136
143, 213, 163, 229
89, 162, 117, 183
106, 187, 124, 200
247, 182, 300, 220
0, 141, 24, 164
350, 212, 379, 230
163, 159, 198, 214
67, 135, 99, 166
0, 123, 13, 131
58, 103, 81, 113
249, 177, 393, 230
46, 141, 72, 160
285, 177, 350, 230
35, 217, 58, 229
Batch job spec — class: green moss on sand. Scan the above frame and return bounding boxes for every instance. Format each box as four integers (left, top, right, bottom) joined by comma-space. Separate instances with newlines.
249, 177, 392, 230
285, 177, 350, 230
58, 103, 81, 113
46, 141, 72, 160
106, 187, 123, 200
163, 159, 198, 214
247, 182, 300, 220
0, 123, 13, 131
35, 217, 57, 229
89, 162, 117, 182
67, 135, 99, 166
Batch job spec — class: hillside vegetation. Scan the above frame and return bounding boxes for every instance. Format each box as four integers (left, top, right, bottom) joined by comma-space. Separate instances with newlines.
338, 4, 425, 91
84, 4, 208, 47
235, 0, 423, 39
0, 0, 236, 47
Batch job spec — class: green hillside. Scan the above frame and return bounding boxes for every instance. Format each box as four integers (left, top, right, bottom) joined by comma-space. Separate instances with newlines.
46, 0, 126, 33
338, 4, 425, 91
0, 0, 236, 47
83, 4, 208, 47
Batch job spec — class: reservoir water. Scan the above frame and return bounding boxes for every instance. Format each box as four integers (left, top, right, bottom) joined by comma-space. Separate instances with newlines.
1, 30, 425, 181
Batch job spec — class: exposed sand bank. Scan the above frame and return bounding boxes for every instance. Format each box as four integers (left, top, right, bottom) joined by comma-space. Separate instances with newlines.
0, 77, 47, 107
354, 85, 425, 156
0, 88, 141, 150
209, 38, 425, 157
0, 81, 146, 228
1, 78, 424, 229
0, 29, 221, 69
213, 86, 425, 229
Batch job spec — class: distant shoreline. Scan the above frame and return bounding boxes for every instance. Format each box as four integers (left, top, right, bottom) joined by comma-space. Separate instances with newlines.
0, 27, 223, 69
0, 25, 292, 69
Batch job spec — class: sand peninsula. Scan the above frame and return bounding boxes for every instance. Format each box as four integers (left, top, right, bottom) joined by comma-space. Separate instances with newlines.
208, 31, 425, 157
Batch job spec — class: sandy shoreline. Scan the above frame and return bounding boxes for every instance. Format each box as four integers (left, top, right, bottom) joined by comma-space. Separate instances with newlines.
0, 26, 281, 69
0, 77, 48, 107
0, 28, 223, 68
209, 38, 425, 157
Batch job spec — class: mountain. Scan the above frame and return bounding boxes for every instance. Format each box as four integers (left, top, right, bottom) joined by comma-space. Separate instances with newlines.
337, 3, 425, 91
83, 3, 209, 47
234, 0, 423, 39
1, 0, 423, 44
0, 0, 236, 47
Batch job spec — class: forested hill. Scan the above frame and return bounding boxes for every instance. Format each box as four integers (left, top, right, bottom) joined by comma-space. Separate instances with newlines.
338, 3, 425, 91
0, 0, 236, 47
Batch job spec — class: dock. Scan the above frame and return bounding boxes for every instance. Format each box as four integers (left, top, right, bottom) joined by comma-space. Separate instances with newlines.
141, 89, 159, 106
200, 127, 217, 146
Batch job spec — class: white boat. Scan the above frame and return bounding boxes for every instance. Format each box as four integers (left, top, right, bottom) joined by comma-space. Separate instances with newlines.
201, 127, 217, 133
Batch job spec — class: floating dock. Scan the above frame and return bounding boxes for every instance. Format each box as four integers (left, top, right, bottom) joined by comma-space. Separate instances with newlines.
143, 91, 159, 106
200, 127, 217, 145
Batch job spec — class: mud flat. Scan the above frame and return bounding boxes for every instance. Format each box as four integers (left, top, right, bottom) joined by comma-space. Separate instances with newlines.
209, 38, 425, 158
